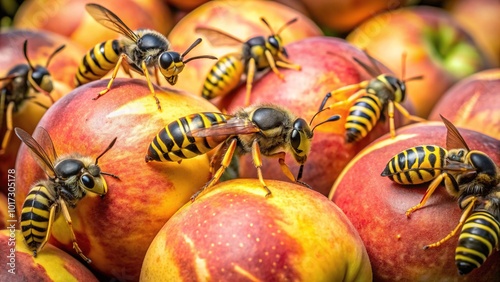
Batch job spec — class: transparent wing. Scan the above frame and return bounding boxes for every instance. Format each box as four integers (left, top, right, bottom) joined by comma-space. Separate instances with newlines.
189, 117, 260, 138
14, 127, 58, 178
441, 115, 470, 151
443, 160, 477, 173
86, 3, 139, 42
195, 27, 245, 47
353, 55, 381, 78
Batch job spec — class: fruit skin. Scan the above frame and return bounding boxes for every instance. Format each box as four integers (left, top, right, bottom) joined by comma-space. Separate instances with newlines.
447, 0, 500, 67
429, 68, 500, 140
13, 0, 174, 50
14, 78, 218, 281
0, 229, 98, 281
297, 0, 409, 32
330, 122, 500, 281
166, 0, 323, 95
0, 29, 83, 195
347, 6, 490, 118
220, 36, 415, 197
140, 179, 372, 282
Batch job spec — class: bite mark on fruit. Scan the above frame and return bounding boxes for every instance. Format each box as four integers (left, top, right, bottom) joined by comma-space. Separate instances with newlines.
183, 234, 211, 281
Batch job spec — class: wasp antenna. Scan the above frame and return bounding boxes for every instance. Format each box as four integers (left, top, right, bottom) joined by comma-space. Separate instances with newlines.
277, 17, 298, 35
401, 52, 407, 81
309, 107, 329, 126
404, 75, 424, 82
23, 40, 35, 71
311, 114, 341, 133
95, 137, 117, 165
46, 44, 66, 68
260, 17, 275, 35
183, 55, 217, 64
181, 38, 203, 58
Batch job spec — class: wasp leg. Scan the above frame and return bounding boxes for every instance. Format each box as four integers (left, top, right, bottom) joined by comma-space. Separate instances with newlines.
120, 58, 133, 78
394, 102, 426, 123
244, 58, 257, 106
60, 199, 91, 263
191, 138, 238, 202
251, 139, 272, 197
141, 61, 162, 111
264, 49, 285, 81
405, 172, 458, 217
33, 202, 58, 258
154, 66, 161, 86
276, 53, 301, 70
321, 87, 367, 114
424, 198, 476, 249
0, 101, 14, 155
93, 54, 126, 100
390, 101, 427, 137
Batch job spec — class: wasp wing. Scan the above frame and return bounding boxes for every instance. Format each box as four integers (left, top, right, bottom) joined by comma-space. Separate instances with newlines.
353, 55, 382, 78
0, 73, 21, 82
195, 27, 245, 47
85, 3, 139, 42
443, 160, 477, 173
14, 127, 58, 179
381, 167, 447, 177
189, 117, 260, 138
440, 115, 470, 151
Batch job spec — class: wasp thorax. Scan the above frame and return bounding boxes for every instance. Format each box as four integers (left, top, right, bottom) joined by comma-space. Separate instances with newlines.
55, 159, 85, 179
290, 118, 312, 162
137, 33, 168, 51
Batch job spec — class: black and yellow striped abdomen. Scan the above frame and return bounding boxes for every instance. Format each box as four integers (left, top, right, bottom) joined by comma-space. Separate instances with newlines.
345, 93, 383, 143
146, 112, 230, 162
202, 54, 244, 100
456, 211, 500, 275
20, 183, 56, 253
381, 145, 447, 185
75, 40, 122, 86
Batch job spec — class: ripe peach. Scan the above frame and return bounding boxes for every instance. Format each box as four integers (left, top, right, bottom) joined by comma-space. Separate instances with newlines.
166, 0, 323, 95
347, 6, 490, 118
221, 36, 416, 197
0, 230, 98, 281
14, 79, 218, 280
13, 0, 174, 50
429, 68, 500, 140
331, 122, 500, 280
141, 179, 372, 281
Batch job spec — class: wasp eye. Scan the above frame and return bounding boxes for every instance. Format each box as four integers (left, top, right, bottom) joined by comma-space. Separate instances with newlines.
159, 52, 180, 69
268, 36, 280, 50
290, 129, 302, 153
81, 174, 95, 189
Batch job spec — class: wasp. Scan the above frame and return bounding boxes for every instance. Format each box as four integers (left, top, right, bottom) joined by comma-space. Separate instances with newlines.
381, 115, 500, 275
145, 104, 340, 199
196, 17, 301, 106
318, 52, 426, 143
0, 40, 65, 155
16, 127, 118, 263
75, 3, 217, 110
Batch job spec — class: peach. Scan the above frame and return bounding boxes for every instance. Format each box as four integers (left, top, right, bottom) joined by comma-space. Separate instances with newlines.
14, 79, 218, 280
221, 36, 417, 197
429, 68, 500, 140
0, 229, 98, 281
347, 6, 490, 118
166, 0, 323, 95
331, 122, 500, 280
141, 179, 372, 281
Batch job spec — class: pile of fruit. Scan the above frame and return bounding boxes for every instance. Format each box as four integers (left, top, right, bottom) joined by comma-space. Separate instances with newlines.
0, 0, 499, 281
